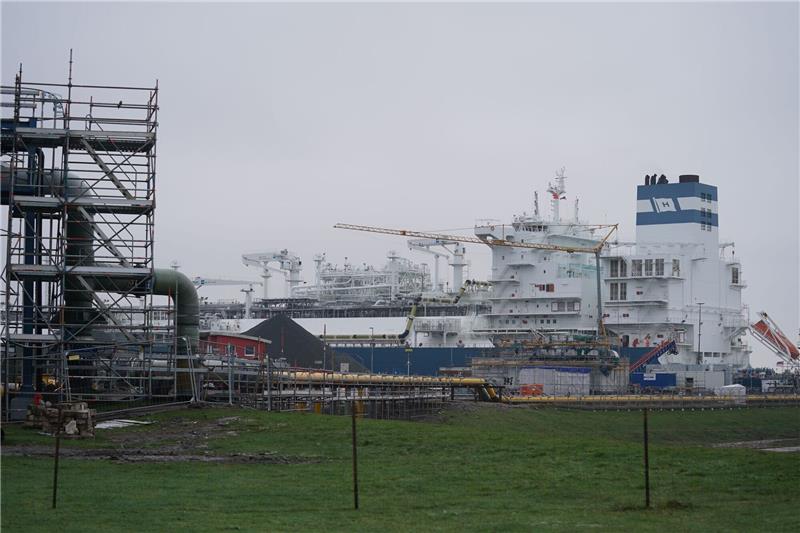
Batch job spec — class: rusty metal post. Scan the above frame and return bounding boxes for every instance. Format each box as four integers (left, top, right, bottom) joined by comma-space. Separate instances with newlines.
52, 405, 63, 509
351, 399, 359, 510
643, 407, 651, 509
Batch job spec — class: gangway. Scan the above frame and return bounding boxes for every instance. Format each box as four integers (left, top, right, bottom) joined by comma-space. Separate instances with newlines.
629, 340, 677, 373
750, 312, 799, 369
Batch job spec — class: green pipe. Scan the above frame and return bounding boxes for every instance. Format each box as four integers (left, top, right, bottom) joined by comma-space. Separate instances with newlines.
152, 269, 199, 355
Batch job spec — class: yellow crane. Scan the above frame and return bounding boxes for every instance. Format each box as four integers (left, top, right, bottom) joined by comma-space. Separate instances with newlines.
333, 222, 618, 336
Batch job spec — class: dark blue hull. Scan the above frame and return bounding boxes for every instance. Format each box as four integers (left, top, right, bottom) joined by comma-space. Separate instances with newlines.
333, 345, 650, 375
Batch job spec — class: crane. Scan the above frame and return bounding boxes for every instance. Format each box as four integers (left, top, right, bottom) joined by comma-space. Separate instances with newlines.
242, 249, 302, 299
192, 277, 263, 318
333, 222, 618, 335
408, 238, 467, 292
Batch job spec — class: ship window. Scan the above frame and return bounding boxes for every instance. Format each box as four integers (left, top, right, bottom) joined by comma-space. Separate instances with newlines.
672, 259, 680, 277
731, 267, 739, 285
610, 282, 619, 301
619, 260, 627, 277
632, 260, 642, 277
546, 284, 555, 292
610, 259, 619, 278
655, 259, 664, 276
622, 313, 629, 318
644, 259, 653, 277
245, 345, 255, 356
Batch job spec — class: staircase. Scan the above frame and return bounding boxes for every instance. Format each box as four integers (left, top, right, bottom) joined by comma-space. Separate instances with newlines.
629, 339, 677, 373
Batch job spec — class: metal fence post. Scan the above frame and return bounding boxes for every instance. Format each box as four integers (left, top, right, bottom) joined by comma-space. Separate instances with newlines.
643, 407, 651, 508
352, 399, 359, 510
228, 345, 234, 406
52, 405, 63, 509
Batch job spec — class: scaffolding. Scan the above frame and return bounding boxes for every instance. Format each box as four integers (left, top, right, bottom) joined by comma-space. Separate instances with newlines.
1, 62, 161, 417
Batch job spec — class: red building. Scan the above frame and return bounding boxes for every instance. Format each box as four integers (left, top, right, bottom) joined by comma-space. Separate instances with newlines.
200, 332, 271, 361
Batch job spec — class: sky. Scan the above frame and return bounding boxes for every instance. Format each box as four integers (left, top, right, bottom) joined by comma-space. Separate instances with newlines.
2, 1, 798, 367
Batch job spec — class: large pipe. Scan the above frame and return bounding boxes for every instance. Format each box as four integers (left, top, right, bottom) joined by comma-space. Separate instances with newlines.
152, 269, 199, 355
1, 164, 96, 336
3, 164, 200, 385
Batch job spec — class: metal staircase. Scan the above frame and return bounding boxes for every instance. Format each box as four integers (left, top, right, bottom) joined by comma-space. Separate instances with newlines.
629, 339, 677, 373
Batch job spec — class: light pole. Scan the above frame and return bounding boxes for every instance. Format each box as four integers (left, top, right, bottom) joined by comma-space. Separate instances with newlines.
369, 327, 375, 373
696, 302, 704, 363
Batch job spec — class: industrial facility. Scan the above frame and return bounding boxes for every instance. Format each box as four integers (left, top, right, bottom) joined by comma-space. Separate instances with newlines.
1, 63, 798, 426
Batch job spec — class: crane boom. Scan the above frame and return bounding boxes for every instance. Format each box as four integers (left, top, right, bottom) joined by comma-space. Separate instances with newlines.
333, 223, 616, 254
334, 221, 619, 337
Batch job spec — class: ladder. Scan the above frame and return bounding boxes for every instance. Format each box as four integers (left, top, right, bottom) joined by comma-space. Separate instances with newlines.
630, 339, 677, 373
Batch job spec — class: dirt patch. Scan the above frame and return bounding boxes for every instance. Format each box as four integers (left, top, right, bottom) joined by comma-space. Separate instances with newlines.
712, 438, 800, 452
418, 400, 517, 423
2, 413, 318, 464
1, 445, 316, 464
663, 500, 693, 510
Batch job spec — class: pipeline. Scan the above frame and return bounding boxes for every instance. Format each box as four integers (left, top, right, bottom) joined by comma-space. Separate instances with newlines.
398, 296, 420, 340
270, 369, 500, 401
320, 297, 420, 343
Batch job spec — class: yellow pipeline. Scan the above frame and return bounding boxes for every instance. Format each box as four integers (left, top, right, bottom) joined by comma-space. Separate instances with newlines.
272, 370, 489, 388
505, 394, 800, 404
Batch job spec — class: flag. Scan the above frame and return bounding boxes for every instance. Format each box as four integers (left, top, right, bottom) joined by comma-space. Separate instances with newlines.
653, 198, 677, 213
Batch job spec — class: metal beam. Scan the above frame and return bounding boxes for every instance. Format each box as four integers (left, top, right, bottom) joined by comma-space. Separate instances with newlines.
80, 139, 134, 199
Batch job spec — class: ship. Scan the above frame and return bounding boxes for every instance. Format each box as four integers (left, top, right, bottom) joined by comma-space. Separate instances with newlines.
198, 170, 794, 381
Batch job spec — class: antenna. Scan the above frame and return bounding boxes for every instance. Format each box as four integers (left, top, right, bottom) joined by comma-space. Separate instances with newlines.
534, 191, 540, 218
546, 167, 568, 222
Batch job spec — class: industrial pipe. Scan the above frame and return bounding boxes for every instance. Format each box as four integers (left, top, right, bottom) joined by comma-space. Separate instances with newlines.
152, 269, 199, 355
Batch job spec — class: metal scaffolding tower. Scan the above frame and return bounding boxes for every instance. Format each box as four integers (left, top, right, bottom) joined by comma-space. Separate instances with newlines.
1, 62, 160, 416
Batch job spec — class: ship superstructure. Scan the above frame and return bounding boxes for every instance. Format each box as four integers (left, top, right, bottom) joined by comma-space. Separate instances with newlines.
601, 174, 750, 367
473, 168, 606, 341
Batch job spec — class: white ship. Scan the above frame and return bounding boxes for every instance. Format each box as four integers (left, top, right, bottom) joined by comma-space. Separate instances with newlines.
205, 170, 797, 374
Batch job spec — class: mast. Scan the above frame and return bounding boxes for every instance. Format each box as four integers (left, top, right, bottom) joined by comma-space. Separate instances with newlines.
547, 167, 567, 222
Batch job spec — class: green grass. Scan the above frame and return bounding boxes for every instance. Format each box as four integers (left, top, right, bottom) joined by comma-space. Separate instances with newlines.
2, 405, 799, 532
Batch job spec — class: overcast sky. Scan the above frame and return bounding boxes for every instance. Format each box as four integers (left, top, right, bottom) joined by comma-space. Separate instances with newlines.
2, 2, 798, 367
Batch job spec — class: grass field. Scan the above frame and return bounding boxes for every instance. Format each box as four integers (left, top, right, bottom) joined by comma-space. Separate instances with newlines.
2, 404, 799, 532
